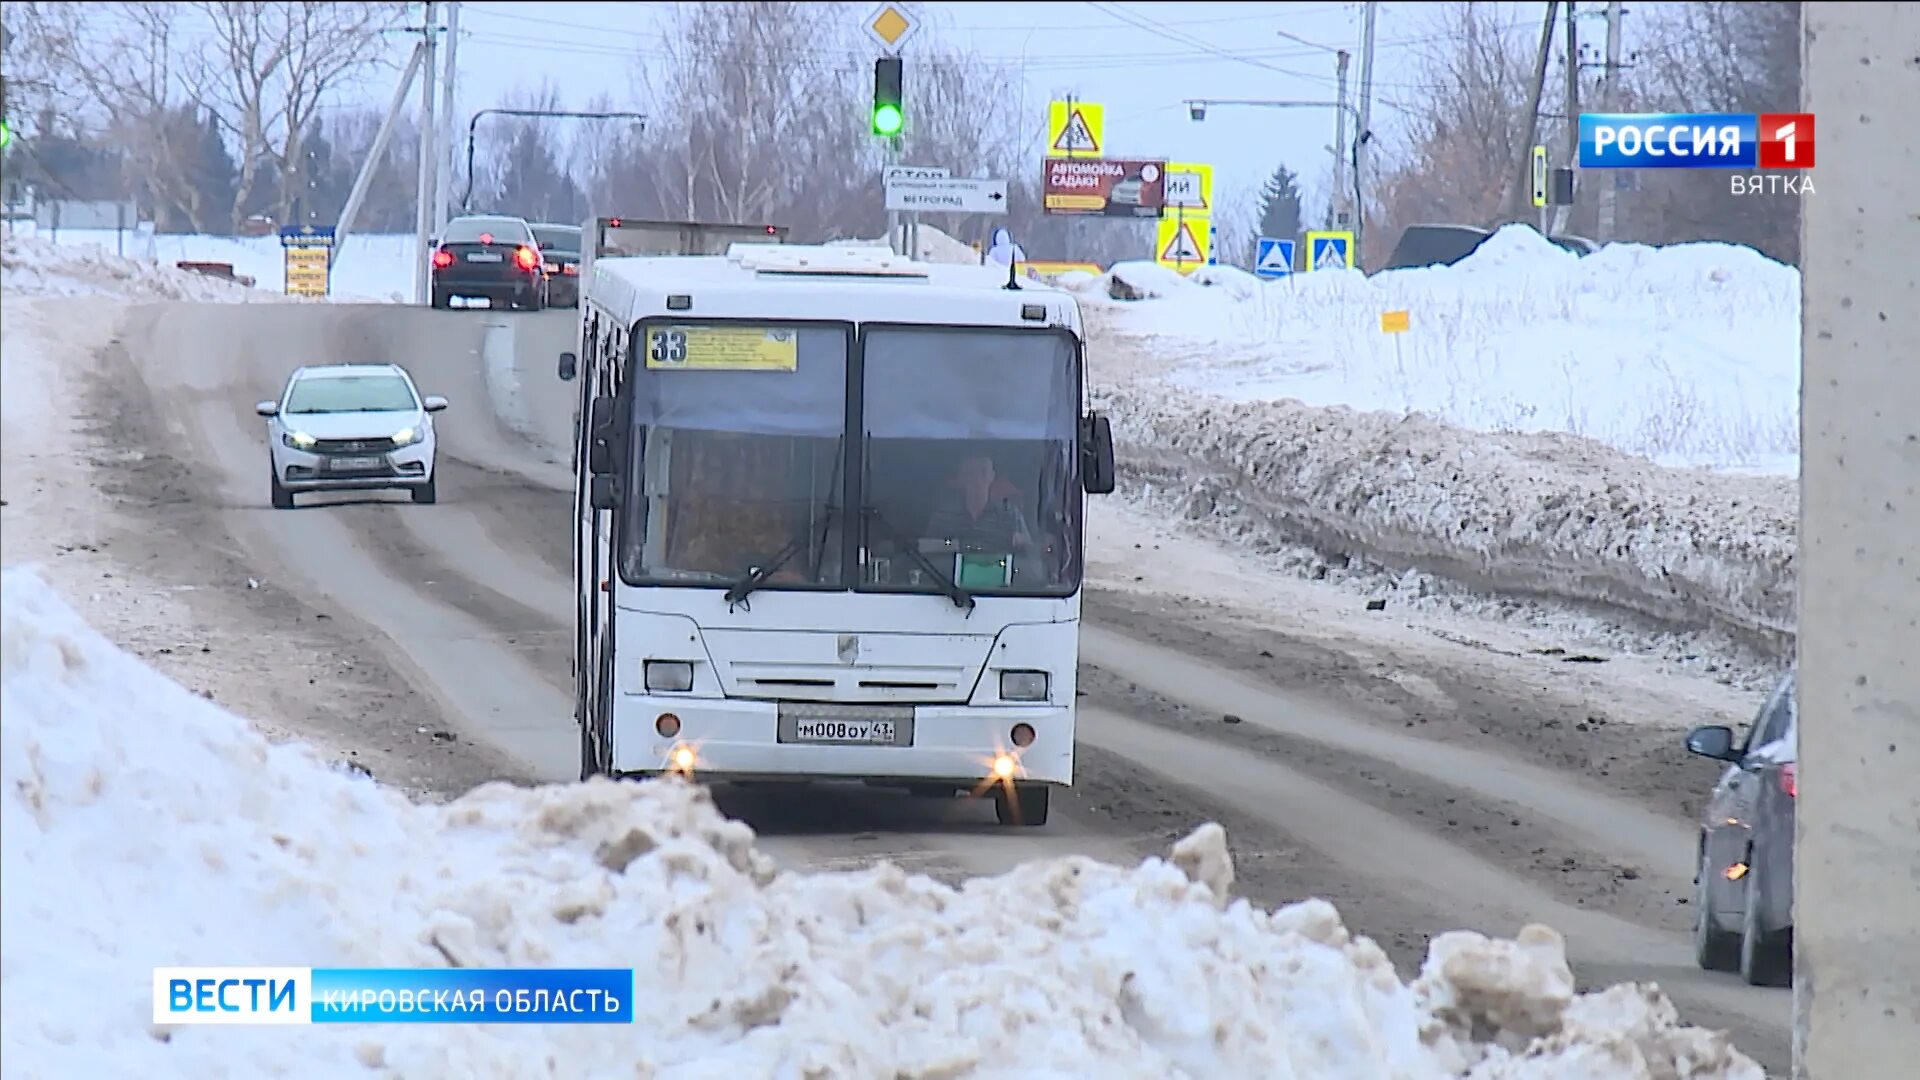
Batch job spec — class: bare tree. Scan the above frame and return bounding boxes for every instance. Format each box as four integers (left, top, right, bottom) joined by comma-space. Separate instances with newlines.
184, 1, 399, 228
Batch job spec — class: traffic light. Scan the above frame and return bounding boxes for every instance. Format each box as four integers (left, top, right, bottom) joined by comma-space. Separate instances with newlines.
871, 56, 903, 137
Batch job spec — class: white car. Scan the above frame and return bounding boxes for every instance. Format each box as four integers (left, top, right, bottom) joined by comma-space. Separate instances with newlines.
255, 364, 446, 509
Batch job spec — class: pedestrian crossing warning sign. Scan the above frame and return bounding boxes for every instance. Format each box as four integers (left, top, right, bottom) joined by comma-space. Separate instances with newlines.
1046, 100, 1104, 157
1304, 230, 1354, 272
1155, 216, 1208, 271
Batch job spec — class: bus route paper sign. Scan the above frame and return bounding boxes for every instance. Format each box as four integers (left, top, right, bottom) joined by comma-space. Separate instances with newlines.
645, 326, 797, 371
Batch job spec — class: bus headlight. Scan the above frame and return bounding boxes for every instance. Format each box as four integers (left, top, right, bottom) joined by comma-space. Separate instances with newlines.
645, 660, 694, 693
999, 670, 1048, 702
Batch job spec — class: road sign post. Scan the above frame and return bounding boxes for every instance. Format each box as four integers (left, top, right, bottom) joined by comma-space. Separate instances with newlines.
883, 176, 1008, 215
279, 224, 336, 298
1046, 99, 1104, 158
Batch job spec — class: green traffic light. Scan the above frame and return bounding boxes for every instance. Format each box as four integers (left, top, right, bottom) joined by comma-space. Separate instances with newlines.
872, 104, 902, 136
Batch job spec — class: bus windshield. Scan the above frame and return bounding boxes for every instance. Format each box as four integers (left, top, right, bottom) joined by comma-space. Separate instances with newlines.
618, 322, 850, 589
858, 326, 1082, 598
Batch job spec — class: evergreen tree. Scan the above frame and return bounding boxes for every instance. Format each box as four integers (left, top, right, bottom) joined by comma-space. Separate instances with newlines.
1256, 162, 1303, 244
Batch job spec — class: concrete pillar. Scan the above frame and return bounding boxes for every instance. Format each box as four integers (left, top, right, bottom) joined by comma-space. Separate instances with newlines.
1795, 4, 1920, 1077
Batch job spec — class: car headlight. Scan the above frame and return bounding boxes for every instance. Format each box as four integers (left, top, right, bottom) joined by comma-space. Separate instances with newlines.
391, 426, 422, 446
645, 660, 694, 693
283, 431, 317, 450
999, 670, 1049, 702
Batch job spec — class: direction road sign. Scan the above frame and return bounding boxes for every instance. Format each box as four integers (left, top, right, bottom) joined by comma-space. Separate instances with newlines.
883, 165, 949, 185
884, 176, 1008, 214
1304, 230, 1354, 271
1164, 162, 1213, 211
1046, 100, 1105, 158
1254, 237, 1295, 279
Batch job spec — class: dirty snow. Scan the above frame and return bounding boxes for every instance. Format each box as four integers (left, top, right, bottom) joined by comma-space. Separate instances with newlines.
1078, 226, 1800, 653
0, 567, 1761, 1078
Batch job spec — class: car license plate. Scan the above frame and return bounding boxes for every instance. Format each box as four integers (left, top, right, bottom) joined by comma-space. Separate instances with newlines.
328, 456, 384, 471
466, 252, 503, 262
790, 719, 895, 745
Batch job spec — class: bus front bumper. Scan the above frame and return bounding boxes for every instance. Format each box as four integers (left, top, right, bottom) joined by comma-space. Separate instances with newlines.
609, 695, 1074, 786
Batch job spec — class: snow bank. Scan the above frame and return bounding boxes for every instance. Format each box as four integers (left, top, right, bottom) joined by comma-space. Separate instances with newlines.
835, 223, 982, 266
18, 229, 417, 301
1, 234, 282, 303
1099, 382, 1796, 651
1096, 224, 1801, 475
1, 566, 1761, 1078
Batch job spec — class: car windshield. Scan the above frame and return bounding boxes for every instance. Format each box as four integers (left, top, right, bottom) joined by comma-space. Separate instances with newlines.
533, 226, 580, 253
443, 218, 527, 244
285, 374, 417, 414
619, 322, 849, 589
858, 326, 1082, 598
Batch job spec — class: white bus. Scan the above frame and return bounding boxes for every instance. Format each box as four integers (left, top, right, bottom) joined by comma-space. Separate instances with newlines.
559, 243, 1116, 826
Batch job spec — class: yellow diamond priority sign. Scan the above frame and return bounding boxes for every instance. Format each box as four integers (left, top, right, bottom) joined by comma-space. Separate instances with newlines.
864, 3, 920, 52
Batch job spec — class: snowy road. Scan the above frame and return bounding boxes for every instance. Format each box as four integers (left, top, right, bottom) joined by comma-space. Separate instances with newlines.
25, 298, 1788, 1072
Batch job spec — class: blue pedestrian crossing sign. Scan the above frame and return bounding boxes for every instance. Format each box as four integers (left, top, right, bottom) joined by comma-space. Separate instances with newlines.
1254, 237, 1295, 279
1304, 230, 1355, 272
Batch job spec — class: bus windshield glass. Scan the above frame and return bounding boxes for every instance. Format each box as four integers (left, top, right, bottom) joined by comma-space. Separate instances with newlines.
858, 326, 1082, 598
619, 322, 849, 589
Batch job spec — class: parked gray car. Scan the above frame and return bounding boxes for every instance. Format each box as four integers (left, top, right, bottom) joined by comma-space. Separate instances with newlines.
1686, 670, 1797, 986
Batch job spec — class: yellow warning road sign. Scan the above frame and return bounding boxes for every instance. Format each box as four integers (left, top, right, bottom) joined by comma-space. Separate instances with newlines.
1046, 100, 1104, 157
1155, 215, 1209, 272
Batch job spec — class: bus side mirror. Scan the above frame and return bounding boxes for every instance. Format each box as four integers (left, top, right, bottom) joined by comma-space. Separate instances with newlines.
557, 351, 577, 381
589, 474, 622, 510
1081, 412, 1116, 495
587, 395, 620, 475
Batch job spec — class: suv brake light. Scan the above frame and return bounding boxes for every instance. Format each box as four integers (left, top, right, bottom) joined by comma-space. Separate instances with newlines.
514, 245, 540, 271
431, 249, 454, 269
1778, 762, 1797, 798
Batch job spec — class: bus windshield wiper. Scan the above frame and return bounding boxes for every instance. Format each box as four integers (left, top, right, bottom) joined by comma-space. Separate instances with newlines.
723, 536, 806, 609
862, 505, 975, 613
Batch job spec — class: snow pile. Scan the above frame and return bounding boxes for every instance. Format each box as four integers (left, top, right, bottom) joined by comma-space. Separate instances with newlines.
1, 234, 280, 303
19, 229, 418, 301
1099, 382, 1796, 650
1, 566, 1761, 1079
1096, 224, 1801, 474
836, 223, 982, 266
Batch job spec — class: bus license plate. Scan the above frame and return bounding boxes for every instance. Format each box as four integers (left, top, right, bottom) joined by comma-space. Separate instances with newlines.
791, 719, 895, 745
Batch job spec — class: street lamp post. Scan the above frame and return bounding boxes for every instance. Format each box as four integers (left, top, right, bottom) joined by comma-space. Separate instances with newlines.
1185, 97, 1367, 257
459, 109, 648, 213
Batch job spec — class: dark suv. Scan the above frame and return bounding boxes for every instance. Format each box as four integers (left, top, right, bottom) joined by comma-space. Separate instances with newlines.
1686, 670, 1797, 986
430, 214, 549, 311
532, 222, 584, 308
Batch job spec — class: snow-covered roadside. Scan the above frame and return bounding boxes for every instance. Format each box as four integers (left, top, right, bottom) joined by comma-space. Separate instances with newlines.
0, 566, 1762, 1078
2, 234, 284, 303
1070, 231, 1801, 658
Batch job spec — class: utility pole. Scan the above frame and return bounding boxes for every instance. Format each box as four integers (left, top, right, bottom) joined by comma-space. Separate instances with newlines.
1595, 0, 1623, 240
1332, 49, 1351, 230
1510, 0, 1560, 222
1354, 1, 1377, 267
335, 42, 426, 261
412, 1, 440, 306
433, 0, 460, 239
1560, 2, 1579, 235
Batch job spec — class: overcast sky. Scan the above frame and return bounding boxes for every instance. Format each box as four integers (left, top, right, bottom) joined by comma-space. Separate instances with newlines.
370, 1, 1567, 222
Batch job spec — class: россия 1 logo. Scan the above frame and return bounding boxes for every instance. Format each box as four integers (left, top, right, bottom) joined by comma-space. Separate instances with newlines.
1578, 112, 1815, 195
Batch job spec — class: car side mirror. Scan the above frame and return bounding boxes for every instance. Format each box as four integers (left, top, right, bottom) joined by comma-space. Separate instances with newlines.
1081, 412, 1116, 495
557, 351, 578, 381
1685, 725, 1739, 762
587, 394, 624, 475
422, 395, 449, 412
589, 474, 622, 510
255, 401, 279, 417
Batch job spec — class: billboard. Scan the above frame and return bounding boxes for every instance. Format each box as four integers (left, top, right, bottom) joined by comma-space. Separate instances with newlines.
1042, 158, 1167, 217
